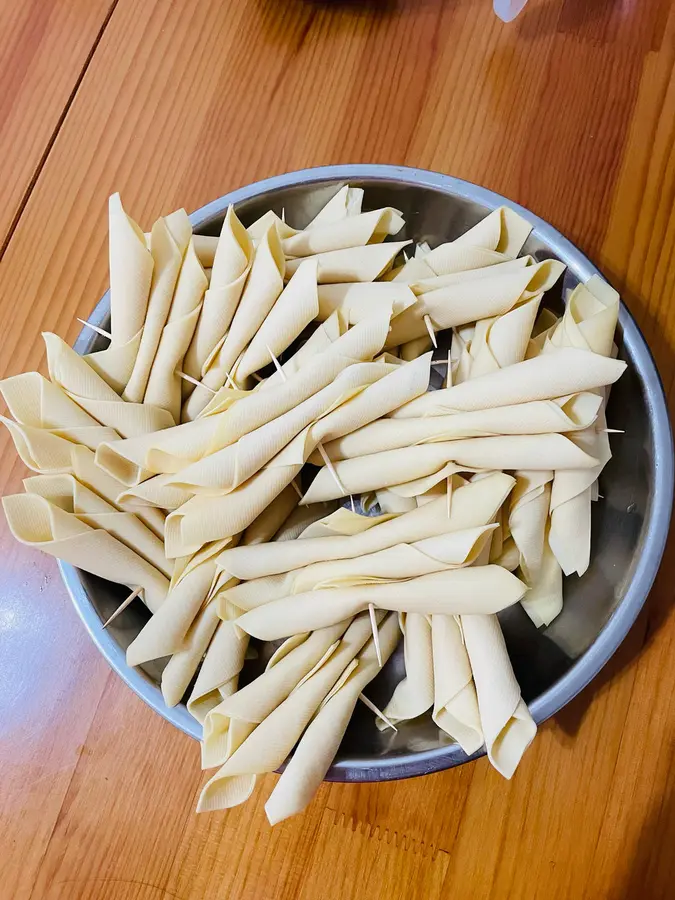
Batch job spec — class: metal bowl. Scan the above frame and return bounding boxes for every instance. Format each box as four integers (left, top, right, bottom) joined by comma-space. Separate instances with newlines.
65, 165, 674, 782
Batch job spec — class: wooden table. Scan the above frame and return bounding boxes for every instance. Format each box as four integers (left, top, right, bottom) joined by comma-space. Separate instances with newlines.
1, 0, 674, 897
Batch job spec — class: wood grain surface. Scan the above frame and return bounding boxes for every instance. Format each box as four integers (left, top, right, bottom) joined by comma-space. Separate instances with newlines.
0, 0, 674, 897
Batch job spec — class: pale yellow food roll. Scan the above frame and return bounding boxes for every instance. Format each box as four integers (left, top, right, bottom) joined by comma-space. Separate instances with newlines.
301, 434, 598, 504
390, 348, 626, 417
508, 470, 554, 584
107, 192, 153, 346
314, 394, 602, 462
377, 613, 433, 728
460, 613, 537, 778
43, 332, 174, 437
264, 615, 402, 825
124, 211, 192, 404
165, 352, 431, 555
284, 240, 411, 284
217, 472, 514, 580
232, 259, 319, 384
411, 256, 531, 294
184, 225, 285, 419
2, 493, 169, 612
165, 360, 395, 495
385, 259, 564, 349
183, 206, 253, 384
200, 622, 349, 769
0, 372, 119, 450
0, 422, 165, 538
22, 474, 171, 578
467, 295, 541, 379
387, 206, 532, 283
282, 207, 404, 257
196, 612, 390, 813
236, 566, 527, 640
161, 602, 221, 707
304, 185, 364, 228
221, 526, 496, 613
545, 276, 620, 579
316, 282, 415, 325
96, 414, 226, 485
431, 615, 483, 754
520, 536, 564, 628
143, 239, 208, 421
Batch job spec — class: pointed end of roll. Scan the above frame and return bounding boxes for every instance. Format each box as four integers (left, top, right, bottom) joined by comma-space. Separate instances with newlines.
108, 192, 122, 215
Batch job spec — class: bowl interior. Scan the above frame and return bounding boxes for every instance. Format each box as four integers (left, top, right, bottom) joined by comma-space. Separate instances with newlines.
70, 169, 670, 781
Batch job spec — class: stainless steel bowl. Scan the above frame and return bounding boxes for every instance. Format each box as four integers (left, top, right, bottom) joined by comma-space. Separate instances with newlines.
65, 165, 674, 782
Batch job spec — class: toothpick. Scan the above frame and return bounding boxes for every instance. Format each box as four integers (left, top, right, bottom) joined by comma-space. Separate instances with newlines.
78, 318, 225, 397
359, 693, 397, 732
423, 315, 437, 349
273, 343, 350, 509
369, 603, 383, 668
350, 495, 356, 514
290, 478, 303, 499
78, 318, 112, 340
177, 370, 217, 394
447, 476, 452, 518
221, 366, 238, 390
102, 586, 142, 629
266, 344, 287, 382
317, 443, 348, 498
251, 372, 264, 383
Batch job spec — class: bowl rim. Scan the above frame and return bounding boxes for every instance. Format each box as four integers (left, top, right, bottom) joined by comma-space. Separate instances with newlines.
65, 164, 674, 782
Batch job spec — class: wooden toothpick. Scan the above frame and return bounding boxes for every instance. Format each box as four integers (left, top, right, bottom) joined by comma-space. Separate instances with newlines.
77, 317, 232, 395
268, 344, 352, 512
273, 341, 350, 507
78, 318, 224, 397
423, 314, 438, 349
78, 318, 112, 340
359, 693, 397, 732
220, 368, 237, 390
317, 443, 348, 498
368, 603, 383, 668
102, 586, 142, 629
266, 344, 287, 382
290, 478, 303, 499
177, 370, 217, 394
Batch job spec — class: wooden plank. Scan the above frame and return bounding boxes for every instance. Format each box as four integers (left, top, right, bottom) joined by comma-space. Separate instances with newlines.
0, 0, 674, 898
0, 511, 111, 900
0, 0, 116, 253
27, 677, 199, 900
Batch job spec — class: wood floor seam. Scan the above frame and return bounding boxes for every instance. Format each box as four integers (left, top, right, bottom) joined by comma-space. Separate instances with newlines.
0, 0, 121, 264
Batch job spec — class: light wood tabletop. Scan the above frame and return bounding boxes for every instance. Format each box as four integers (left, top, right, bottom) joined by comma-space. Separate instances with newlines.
1, 0, 675, 897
